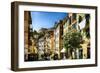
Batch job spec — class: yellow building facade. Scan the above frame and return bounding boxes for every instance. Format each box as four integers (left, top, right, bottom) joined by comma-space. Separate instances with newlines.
63, 13, 90, 59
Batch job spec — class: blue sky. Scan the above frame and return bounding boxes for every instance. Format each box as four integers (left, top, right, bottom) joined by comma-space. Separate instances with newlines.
31, 11, 67, 31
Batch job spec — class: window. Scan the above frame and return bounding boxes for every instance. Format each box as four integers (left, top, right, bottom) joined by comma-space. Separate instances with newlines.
85, 14, 90, 24
64, 22, 67, 28
79, 16, 83, 23
72, 13, 76, 21
72, 24, 76, 29
69, 17, 71, 25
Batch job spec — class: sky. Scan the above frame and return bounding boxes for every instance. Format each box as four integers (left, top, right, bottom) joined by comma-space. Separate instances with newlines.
31, 11, 67, 31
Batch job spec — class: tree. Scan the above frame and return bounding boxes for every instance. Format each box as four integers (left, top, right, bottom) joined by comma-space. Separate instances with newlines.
63, 30, 83, 59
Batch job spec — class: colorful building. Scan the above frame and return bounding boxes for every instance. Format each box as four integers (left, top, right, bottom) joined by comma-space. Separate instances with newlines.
38, 37, 45, 60
24, 11, 32, 60
54, 20, 63, 59
77, 13, 90, 59
63, 13, 90, 59
44, 29, 54, 54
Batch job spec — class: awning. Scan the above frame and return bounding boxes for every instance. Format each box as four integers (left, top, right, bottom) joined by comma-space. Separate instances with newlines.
78, 19, 86, 30
61, 48, 66, 53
